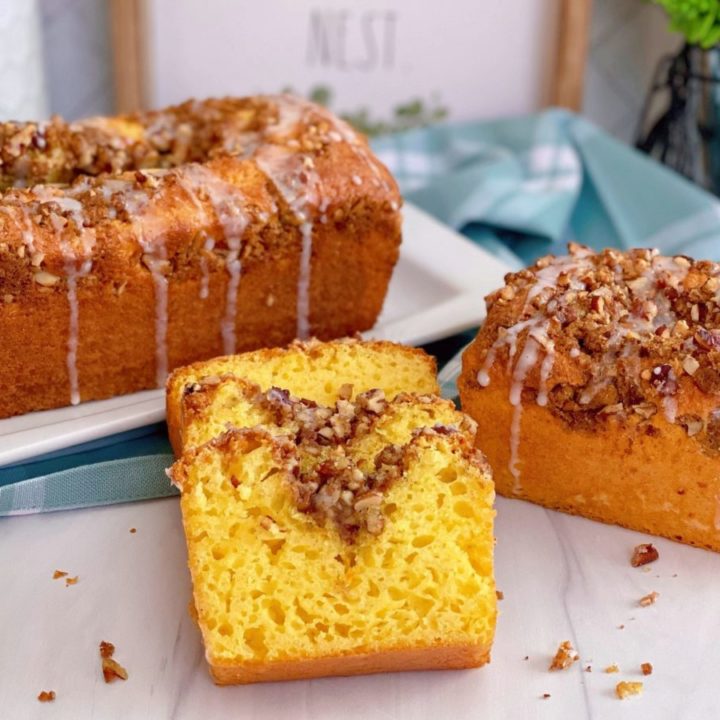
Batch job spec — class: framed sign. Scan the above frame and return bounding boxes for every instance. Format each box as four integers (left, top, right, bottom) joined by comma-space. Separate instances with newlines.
112, 0, 590, 130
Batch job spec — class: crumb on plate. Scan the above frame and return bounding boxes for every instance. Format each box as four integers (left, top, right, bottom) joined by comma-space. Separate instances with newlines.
37, 690, 55, 702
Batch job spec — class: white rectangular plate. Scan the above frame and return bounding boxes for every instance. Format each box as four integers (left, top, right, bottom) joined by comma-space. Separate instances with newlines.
0, 203, 512, 468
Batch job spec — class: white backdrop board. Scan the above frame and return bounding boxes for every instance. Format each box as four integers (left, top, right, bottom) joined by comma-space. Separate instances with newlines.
144, 0, 560, 127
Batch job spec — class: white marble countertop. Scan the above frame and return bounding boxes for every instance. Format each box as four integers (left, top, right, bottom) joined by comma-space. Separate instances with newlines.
2, 495, 718, 719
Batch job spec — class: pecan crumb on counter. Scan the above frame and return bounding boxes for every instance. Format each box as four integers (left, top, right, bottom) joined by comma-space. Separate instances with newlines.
99, 640, 128, 683
99, 640, 115, 659
65, 576, 79, 587
616, 681, 644, 700
52, 570, 68, 579
549, 640, 579, 671
37, 690, 55, 702
631, 543, 659, 567
641, 662, 654, 675
639, 591, 659, 607
129, 527, 137, 534
496, 590, 504, 600
541, 693, 551, 699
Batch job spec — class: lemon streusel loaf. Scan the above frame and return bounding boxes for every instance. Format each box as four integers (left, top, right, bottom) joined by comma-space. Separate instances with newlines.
166, 338, 439, 454
459, 243, 720, 551
169, 389, 496, 684
0, 95, 401, 419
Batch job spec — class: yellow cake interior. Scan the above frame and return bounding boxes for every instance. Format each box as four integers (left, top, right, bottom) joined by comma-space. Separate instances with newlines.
168, 339, 439, 453
173, 392, 496, 680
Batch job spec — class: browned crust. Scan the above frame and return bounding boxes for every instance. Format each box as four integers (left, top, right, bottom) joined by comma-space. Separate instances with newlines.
0, 96, 402, 419
208, 642, 491, 685
166, 339, 439, 454
459, 339, 720, 551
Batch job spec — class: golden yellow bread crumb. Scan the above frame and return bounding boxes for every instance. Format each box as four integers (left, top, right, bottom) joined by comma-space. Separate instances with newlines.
167, 338, 439, 454
549, 641, 579, 671
616, 681, 643, 699
170, 393, 496, 685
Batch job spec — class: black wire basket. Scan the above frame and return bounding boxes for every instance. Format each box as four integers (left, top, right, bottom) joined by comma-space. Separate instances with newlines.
636, 43, 720, 194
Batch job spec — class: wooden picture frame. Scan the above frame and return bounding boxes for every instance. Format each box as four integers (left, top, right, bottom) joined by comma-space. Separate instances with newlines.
111, 0, 592, 115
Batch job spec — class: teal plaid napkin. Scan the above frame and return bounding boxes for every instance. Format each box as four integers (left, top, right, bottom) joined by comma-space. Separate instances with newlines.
4, 108, 720, 516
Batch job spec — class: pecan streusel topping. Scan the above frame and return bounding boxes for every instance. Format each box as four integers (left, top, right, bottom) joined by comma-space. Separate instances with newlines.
477, 243, 720, 440
241, 386, 476, 541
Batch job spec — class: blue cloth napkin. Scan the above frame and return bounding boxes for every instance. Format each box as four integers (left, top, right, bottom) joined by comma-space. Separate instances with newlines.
4, 108, 720, 515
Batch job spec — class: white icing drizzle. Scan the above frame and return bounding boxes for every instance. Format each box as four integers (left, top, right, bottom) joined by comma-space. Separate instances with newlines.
536, 335, 556, 408
478, 248, 697, 486
476, 319, 535, 387
508, 334, 541, 490
179, 165, 249, 353
121, 186, 170, 387
61, 239, 94, 405
254, 98, 321, 339
322, 109, 394, 195
38, 192, 95, 405
663, 395, 678, 424
174, 174, 212, 300
199, 234, 215, 300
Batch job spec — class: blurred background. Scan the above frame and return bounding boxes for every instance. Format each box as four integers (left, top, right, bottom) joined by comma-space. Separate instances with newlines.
3, 0, 715, 188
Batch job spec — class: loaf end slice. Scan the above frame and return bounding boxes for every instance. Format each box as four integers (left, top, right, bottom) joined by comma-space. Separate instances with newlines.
170, 397, 495, 684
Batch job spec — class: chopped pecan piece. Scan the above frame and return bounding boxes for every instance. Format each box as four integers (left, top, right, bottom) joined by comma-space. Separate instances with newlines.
52, 570, 68, 579
102, 658, 129, 683
99, 640, 128, 682
641, 662, 653, 675
37, 690, 56, 702
678, 414, 704, 437
639, 591, 659, 607
99, 640, 115, 659
631, 543, 659, 567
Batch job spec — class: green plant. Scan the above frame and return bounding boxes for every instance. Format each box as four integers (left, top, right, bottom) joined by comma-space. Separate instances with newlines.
282, 84, 448, 137
654, 0, 720, 48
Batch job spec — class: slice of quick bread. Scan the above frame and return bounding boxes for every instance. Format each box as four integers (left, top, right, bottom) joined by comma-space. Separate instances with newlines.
166, 338, 439, 454
169, 387, 496, 684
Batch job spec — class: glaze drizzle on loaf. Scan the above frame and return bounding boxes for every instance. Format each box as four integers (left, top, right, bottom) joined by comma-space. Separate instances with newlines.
0, 95, 401, 409
476, 244, 720, 484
